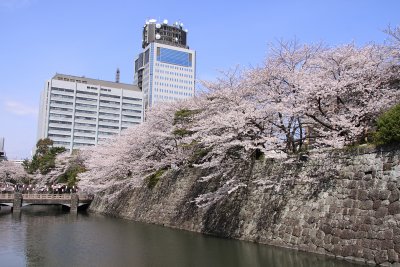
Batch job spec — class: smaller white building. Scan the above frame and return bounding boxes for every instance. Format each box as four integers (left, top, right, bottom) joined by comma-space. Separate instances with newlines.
37, 74, 143, 151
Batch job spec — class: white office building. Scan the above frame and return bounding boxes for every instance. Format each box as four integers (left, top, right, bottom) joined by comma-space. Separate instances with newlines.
37, 74, 143, 151
134, 19, 196, 110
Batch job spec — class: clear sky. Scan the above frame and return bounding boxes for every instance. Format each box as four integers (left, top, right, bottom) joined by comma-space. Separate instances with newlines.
0, 0, 399, 159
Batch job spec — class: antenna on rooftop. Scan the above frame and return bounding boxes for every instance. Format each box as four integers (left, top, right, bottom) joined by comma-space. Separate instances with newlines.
116, 68, 120, 83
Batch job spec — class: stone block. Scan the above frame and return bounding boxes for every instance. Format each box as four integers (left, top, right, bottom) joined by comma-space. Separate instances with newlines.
375, 207, 388, 218
382, 239, 394, 250
354, 171, 364, 180
375, 250, 389, 265
358, 190, 369, 201
390, 189, 400, 203
379, 190, 391, 200
332, 236, 340, 245
332, 244, 343, 255
387, 182, 398, 191
355, 231, 367, 239
349, 189, 358, 200
373, 200, 381, 210
388, 249, 398, 263
342, 245, 356, 257
370, 239, 382, 250
292, 226, 302, 237
389, 201, 400, 215
363, 248, 375, 261
385, 229, 394, 240
341, 229, 355, 239
343, 199, 353, 208
360, 200, 374, 210
361, 239, 371, 248
348, 180, 358, 189
324, 234, 332, 244
369, 189, 381, 200
394, 235, 400, 245
395, 244, 400, 254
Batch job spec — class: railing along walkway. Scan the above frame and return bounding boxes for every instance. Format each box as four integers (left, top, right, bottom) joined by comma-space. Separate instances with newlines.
0, 193, 92, 201
22, 194, 71, 200
0, 194, 14, 199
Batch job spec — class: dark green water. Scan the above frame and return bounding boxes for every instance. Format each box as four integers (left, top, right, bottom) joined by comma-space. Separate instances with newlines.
0, 206, 366, 267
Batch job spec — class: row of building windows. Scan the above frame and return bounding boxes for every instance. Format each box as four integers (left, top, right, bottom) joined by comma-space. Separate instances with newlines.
52, 87, 74, 93
154, 76, 193, 84
155, 89, 193, 97
100, 106, 120, 112
76, 103, 97, 109
50, 107, 73, 112
77, 90, 98, 96
75, 129, 96, 134
122, 115, 141, 119
154, 94, 192, 100
52, 87, 141, 101
155, 61, 193, 71
76, 109, 97, 115
49, 120, 72, 125
49, 127, 71, 132
99, 118, 119, 124
99, 112, 119, 118
50, 100, 73, 106
155, 68, 194, 77
154, 82, 192, 91
51, 93, 74, 99
122, 109, 141, 114
74, 136, 96, 141
122, 103, 142, 108
98, 131, 115, 136
49, 125, 128, 135
99, 125, 119, 130
49, 113, 72, 119
76, 96, 97, 103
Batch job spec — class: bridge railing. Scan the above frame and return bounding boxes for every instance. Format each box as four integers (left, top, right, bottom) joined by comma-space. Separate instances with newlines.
22, 194, 72, 200
0, 193, 92, 201
0, 193, 14, 199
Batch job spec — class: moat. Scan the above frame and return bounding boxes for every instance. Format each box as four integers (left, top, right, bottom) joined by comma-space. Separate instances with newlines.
0, 206, 366, 267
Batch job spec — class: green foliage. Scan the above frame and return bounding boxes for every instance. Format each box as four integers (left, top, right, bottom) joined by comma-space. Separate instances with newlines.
172, 128, 193, 137
57, 164, 86, 187
374, 103, 400, 145
188, 147, 211, 165
173, 108, 200, 125
146, 169, 166, 189
254, 149, 265, 160
179, 140, 199, 149
36, 138, 54, 155
24, 138, 66, 175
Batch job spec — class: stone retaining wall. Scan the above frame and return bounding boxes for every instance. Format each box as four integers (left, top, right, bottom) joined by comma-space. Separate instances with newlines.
89, 144, 400, 266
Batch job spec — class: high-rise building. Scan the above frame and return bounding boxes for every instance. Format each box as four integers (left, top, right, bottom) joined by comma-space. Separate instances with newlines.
0, 137, 6, 161
134, 19, 196, 110
37, 74, 143, 151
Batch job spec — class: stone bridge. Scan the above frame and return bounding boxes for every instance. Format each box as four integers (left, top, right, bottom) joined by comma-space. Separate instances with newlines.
0, 193, 92, 213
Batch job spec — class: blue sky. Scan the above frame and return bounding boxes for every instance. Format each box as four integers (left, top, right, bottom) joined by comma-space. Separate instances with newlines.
0, 0, 399, 159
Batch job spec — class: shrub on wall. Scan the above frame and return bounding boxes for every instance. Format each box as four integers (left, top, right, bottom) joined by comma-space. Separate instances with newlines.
374, 103, 400, 145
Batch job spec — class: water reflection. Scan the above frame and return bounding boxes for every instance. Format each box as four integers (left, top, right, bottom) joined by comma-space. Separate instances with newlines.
0, 206, 365, 267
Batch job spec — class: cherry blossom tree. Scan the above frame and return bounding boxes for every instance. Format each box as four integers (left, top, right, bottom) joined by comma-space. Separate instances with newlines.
0, 161, 29, 184
76, 38, 400, 207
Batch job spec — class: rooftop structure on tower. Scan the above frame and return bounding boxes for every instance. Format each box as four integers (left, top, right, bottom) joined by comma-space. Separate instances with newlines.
134, 19, 196, 111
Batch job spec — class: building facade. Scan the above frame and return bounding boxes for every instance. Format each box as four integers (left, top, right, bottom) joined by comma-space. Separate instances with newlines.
134, 19, 196, 110
0, 137, 6, 161
37, 74, 143, 151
